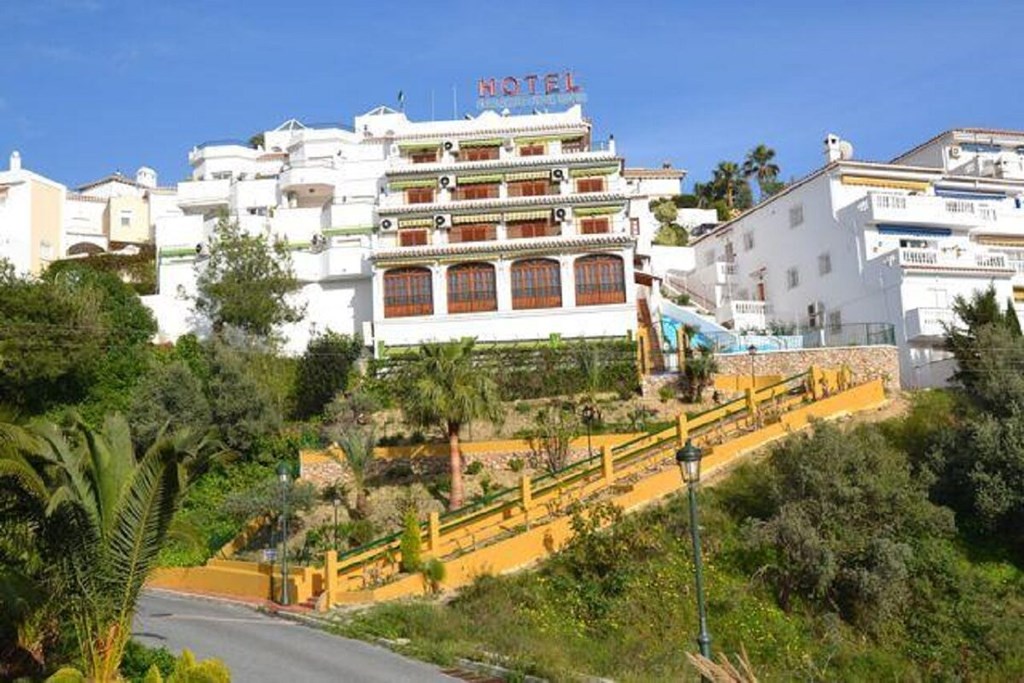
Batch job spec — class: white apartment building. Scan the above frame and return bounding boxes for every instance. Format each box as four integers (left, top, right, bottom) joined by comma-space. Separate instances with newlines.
148, 104, 682, 354
689, 129, 1024, 387
0, 150, 177, 275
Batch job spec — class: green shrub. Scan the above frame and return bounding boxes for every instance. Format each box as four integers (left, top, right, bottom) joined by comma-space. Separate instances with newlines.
657, 384, 676, 403
120, 640, 177, 683
465, 460, 484, 475
421, 558, 446, 594
507, 458, 525, 473
292, 331, 363, 419
400, 510, 422, 573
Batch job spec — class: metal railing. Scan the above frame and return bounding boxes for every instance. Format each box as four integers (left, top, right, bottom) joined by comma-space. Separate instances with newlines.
694, 323, 895, 354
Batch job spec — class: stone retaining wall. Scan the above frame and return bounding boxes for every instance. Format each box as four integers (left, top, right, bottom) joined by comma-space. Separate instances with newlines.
715, 345, 900, 392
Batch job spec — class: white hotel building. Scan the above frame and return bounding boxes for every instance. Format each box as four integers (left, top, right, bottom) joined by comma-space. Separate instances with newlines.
147, 105, 685, 353
688, 129, 1024, 387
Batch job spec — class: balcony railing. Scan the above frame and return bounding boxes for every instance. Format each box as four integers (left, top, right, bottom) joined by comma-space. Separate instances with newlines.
866, 192, 1002, 228
905, 307, 956, 340
896, 247, 1011, 272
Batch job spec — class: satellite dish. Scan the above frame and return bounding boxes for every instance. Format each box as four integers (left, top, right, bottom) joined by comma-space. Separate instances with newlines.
838, 140, 854, 160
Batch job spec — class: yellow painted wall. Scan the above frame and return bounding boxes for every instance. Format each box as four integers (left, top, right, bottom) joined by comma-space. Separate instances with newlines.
713, 374, 784, 392
29, 180, 62, 274
107, 195, 150, 243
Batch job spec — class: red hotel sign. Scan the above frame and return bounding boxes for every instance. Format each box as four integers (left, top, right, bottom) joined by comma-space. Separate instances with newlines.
476, 70, 587, 110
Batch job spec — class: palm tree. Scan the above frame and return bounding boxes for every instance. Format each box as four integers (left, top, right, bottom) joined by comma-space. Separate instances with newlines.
684, 346, 720, 402
743, 145, 781, 201
332, 427, 375, 517
399, 339, 502, 509
0, 414, 213, 681
712, 161, 744, 209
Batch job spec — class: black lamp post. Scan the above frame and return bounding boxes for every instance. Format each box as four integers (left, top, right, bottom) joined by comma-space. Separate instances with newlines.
276, 462, 290, 606
581, 404, 598, 461
747, 344, 757, 391
332, 494, 342, 552
675, 439, 712, 670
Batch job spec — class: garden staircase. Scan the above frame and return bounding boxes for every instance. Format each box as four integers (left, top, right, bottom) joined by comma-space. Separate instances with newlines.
311, 366, 886, 609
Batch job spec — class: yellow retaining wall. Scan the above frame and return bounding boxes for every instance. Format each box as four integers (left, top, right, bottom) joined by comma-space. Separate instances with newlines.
300, 432, 644, 465
713, 374, 784, 393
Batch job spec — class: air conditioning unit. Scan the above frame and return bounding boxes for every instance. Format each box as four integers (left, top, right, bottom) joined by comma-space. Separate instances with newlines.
194, 243, 206, 255
503, 137, 515, 151
550, 167, 569, 183
433, 213, 452, 229
378, 217, 397, 231
553, 207, 570, 222
948, 145, 961, 159
443, 139, 459, 153
438, 174, 456, 189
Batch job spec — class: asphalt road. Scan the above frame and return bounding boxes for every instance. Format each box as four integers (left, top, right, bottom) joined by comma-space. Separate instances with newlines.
133, 591, 457, 683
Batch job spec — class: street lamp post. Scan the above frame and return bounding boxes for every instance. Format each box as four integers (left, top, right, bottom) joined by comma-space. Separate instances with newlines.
332, 494, 342, 552
276, 462, 290, 606
581, 404, 597, 461
675, 439, 712, 672
747, 344, 757, 392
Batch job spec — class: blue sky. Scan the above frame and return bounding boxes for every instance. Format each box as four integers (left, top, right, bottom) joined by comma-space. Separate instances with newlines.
2, 0, 1023, 191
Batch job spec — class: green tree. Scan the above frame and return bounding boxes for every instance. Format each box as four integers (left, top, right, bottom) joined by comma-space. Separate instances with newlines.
712, 161, 744, 209
128, 361, 211, 449
1, 415, 214, 681
292, 331, 363, 419
945, 286, 1023, 409
398, 339, 502, 509
331, 427, 376, 517
682, 346, 719, 402
204, 341, 282, 455
194, 219, 304, 341
742, 144, 781, 201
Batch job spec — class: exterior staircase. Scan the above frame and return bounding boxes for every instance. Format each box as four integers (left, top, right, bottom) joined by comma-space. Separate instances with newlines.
311, 367, 884, 609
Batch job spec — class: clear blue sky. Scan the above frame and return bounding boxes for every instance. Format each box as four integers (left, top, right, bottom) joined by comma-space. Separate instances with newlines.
2, 0, 1023, 191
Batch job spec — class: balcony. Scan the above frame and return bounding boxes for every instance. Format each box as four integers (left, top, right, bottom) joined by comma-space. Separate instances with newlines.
717, 299, 771, 332
865, 192, 1002, 229
385, 139, 617, 174
279, 159, 338, 192
905, 307, 956, 340
177, 179, 230, 208
895, 247, 1012, 275
291, 243, 371, 282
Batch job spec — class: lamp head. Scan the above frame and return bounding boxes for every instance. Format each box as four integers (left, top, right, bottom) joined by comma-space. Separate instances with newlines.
276, 462, 290, 483
675, 438, 703, 484
747, 344, 757, 356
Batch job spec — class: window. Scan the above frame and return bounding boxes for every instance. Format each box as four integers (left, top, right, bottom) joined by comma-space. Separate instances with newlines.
398, 229, 428, 247
786, 267, 800, 290
519, 143, 545, 156
410, 150, 438, 164
211, 171, 232, 180
512, 259, 562, 310
507, 220, 557, 239
576, 177, 605, 193
384, 268, 433, 317
703, 249, 716, 266
629, 217, 640, 236
789, 204, 804, 228
406, 187, 435, 204
447, 263, 497, 314
818, 251, 832, 275
827, 310, 842, 332
462, 146, 499, 162
575, 254, 626, 306
743, 231, 754, 251
562, 137, 585, 154
507, 180, 554, 197
120, 211, 132, 227
449, 224, 496, 243
579, 217, 610, 234
454, 183, 499, 201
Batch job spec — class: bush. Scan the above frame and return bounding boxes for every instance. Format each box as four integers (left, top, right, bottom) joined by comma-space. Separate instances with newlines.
657, 384, 676, 403
421, 558, 446, 594
465, 460, 484, 476
292, 331, 363, 420
128, 361, 211, 448
204, 341, 282, 455
507, 458, 525, 473
120, 640, 177, 683
365, 484, 443, 533
400, 510, 422, 573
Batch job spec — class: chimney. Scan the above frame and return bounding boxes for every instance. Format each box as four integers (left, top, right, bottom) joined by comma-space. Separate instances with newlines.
824, 134, 842, 163
9, 150, 21, 171
135, 166, 157, 188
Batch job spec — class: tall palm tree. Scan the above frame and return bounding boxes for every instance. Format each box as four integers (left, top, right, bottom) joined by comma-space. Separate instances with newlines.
399, 339, 502, 509
0, 415, 213, 681
743, 144, 781, 201
332, 427, 375, 517
712, 161, 744, 209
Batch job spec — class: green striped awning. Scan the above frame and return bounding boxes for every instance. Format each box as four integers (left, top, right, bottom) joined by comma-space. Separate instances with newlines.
399, 217, 433, 228
574, 205, 622, 216
397, 140, 440, 150
457, 174, 504, 184
569, 165, 619, 178
460, 138, 503, 148
505, 210, 551, 222
390, 178, 436, 190
517, 135, 563, 144
505, 170, 550, 182
453, 213, 502, 225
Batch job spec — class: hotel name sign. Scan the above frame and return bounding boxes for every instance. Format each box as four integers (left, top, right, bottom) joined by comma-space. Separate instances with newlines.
476, 71, 587, 110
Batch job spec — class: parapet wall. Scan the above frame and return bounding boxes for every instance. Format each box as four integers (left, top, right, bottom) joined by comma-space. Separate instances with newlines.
715, 345, 899, 392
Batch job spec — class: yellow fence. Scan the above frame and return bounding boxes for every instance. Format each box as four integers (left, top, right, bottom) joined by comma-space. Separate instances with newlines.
149, 365, 881, 608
